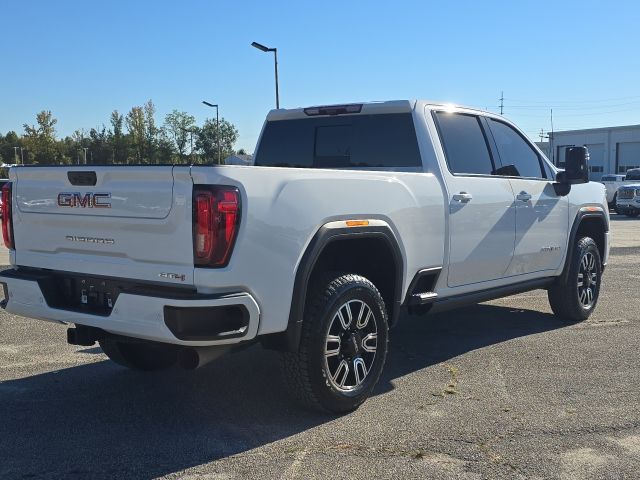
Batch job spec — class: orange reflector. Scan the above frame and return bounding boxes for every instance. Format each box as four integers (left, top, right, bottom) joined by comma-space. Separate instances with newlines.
582, 206, 600, 212
345, 220, 370, 227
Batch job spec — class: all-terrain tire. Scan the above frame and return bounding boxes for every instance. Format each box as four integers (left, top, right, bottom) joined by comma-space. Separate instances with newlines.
548, 236, 602, 323
281, 273, 389, 413
99, 338, 178, 371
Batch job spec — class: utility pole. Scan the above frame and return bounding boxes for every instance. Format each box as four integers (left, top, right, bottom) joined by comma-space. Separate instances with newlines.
539, 129, 545, 143
499, 91, 504, 115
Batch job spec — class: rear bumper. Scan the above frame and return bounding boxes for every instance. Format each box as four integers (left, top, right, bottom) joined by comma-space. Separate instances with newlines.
0, 269, 260, 347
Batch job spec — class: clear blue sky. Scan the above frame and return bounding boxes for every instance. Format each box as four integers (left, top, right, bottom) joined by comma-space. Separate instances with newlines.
2, 0, 640, 151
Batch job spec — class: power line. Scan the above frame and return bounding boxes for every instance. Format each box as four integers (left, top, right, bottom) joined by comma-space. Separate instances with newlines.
505, 94, 640, 105
500, 100, 640, 110
499, 107, 640, 118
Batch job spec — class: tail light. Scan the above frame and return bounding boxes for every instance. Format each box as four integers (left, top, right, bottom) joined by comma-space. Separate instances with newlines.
2, 182, 14, 250
193, 186, 240, 267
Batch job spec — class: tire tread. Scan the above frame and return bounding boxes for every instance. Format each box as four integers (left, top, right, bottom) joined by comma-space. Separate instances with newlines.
281, 273, 388, 412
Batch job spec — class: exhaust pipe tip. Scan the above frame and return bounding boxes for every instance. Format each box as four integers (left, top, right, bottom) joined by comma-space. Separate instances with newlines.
177, 346, 230, 370
177, 348, 200, 370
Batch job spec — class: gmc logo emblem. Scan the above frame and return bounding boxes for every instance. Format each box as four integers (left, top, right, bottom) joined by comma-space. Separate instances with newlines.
57, 192, 112, 208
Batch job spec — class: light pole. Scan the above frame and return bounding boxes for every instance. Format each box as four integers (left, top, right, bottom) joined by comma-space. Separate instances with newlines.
13, 146, 18, 164
202, 101, 221, 164
179, 127, 197, 162
20, 147, 24, 165
83, 147, 88, 165
251, 41, 280, 109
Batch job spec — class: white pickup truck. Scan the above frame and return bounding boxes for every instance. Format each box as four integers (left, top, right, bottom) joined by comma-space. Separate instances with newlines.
600, 174, 628, 206
0, 101, 609, 412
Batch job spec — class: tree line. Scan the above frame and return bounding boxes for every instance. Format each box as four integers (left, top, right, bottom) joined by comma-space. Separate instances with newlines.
0, 100, 243, 168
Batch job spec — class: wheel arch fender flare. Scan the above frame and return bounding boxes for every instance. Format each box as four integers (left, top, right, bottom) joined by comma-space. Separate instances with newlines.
283, 219, 405, 352
560, 208, 609, 283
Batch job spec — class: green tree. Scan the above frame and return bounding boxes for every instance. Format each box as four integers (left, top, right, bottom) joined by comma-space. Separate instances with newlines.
164, 110, 196, 160
124, 100, 160, 163
126, 106, 146, 162
88, 126, 111, 164
0, 131, 21, 165
143, 100, 158, 163
23, 110, 59, 164
155, 127, 176, 164
109, 110, 126, 164
195, 117, 239, 164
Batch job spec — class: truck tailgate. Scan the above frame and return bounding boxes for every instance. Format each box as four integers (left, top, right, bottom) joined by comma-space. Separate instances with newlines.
12, 166, 195, 285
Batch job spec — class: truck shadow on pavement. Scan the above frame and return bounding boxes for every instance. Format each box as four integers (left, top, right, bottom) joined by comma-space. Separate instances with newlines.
0, 303, 563, 479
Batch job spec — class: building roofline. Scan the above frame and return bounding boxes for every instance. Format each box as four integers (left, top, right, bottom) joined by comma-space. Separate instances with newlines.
550, 123, 640, 136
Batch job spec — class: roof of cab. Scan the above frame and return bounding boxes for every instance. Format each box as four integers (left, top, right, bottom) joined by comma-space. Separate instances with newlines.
265, 100, 488, 121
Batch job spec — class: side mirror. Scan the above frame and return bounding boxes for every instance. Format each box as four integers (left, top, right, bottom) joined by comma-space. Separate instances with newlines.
560, 146, 590, 184
554, 146, 589, 196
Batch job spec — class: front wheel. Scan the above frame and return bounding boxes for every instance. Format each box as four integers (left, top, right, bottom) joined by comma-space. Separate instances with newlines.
281, 273, 389, 413
548, 237, 602, 322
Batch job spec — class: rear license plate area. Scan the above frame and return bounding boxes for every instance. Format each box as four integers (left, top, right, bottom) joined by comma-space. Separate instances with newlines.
39, 274, 121, 316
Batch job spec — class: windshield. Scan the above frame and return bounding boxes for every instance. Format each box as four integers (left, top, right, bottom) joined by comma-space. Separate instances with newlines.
625, 170, 640, 180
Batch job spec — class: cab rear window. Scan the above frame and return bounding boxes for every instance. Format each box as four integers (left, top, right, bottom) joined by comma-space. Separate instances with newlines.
254, 113, 421, 168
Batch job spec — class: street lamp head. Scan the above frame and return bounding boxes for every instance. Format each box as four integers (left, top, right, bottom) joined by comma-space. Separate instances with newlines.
202, 101, 218, 108
251, 41, 272, 52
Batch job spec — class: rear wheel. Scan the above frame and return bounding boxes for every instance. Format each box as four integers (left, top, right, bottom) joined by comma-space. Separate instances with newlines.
99, 338, 178, 371
281, 273, 389, 413
548, 236, 602, 323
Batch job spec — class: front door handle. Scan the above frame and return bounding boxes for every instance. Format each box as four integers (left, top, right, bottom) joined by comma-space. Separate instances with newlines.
452, 192, 473, 203
516, 191, 532, 202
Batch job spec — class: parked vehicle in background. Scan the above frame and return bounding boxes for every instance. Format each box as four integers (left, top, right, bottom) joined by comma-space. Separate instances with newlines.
613, 169, 640, 217
0, 101, 610, 412
623, 168, 640, 181
616, 182, 640, 217
600, 174, 630, 207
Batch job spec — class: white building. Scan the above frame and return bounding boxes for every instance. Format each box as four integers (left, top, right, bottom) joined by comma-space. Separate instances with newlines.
549, 124, 640, 181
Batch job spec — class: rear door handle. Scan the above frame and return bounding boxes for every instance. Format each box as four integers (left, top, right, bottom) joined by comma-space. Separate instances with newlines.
516, 192, 532, 202
452, 192, 473, 203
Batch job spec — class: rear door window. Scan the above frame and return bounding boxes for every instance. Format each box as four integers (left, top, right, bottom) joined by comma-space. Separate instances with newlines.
254, 113, 421, 168
433, 112, 495, 175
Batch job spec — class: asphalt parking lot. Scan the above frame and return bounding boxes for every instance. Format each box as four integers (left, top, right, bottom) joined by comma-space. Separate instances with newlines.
0, 216, 638, 480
